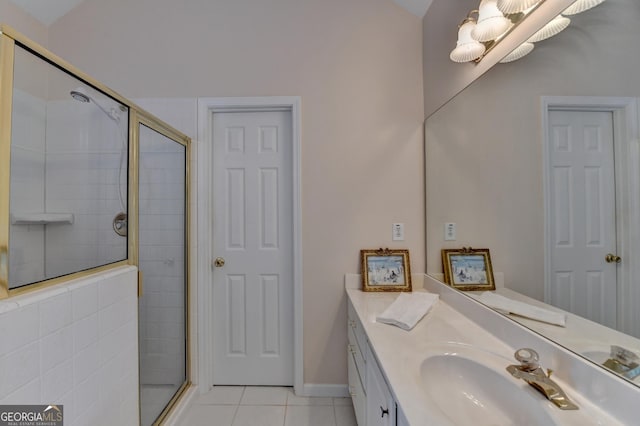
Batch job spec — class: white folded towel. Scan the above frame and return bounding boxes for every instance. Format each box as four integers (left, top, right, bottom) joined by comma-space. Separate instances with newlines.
376, 292, 439, 331
479, 292, 566, 327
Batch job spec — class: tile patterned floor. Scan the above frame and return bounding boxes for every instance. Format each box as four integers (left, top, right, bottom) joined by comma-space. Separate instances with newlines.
180, 386, 357, 426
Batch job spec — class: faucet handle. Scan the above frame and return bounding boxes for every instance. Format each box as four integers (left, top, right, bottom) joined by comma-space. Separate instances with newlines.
514, 348, 540, 371
610, 345, 640, 367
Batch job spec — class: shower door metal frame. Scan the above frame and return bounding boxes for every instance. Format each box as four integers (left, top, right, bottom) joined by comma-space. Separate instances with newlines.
133, 110, 192, 426
0, 24, 135, 298
0, 30, 14, 299
0, 22, 191, 297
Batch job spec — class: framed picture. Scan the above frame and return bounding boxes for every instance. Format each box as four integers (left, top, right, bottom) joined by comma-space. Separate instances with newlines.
360, 248, 412, 292
442, 247, 495, 291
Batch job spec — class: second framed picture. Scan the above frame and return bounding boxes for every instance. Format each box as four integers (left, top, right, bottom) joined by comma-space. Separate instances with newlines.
360, 248, 412, 292
442, 247, 495, 291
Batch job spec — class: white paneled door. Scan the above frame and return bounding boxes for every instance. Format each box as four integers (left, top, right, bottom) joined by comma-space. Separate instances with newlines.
547, 110, 617, 328
212, 110, 294, 385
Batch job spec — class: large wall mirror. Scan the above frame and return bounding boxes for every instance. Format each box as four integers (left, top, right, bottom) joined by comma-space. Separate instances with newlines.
425, 0, 640, 387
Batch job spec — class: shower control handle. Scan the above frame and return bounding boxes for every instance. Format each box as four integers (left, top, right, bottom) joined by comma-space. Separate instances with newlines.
214, 257, 226, 268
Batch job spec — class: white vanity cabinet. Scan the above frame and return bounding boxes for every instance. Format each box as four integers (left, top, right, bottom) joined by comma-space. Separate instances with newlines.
348, 299, 407, 426
365, 342, 395, 426
348, 300, 367, 425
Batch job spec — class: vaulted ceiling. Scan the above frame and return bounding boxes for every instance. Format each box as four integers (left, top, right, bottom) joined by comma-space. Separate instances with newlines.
392, 0, 433, 17
9, 0, 86, 25
9, 0, 433, 26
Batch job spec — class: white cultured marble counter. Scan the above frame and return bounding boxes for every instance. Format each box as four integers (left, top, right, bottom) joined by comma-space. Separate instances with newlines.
347, 288, 510, 425
346, 276, 631, 425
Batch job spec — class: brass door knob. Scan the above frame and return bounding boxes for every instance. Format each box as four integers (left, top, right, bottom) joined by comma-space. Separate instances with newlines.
214, 257, 226, 267
605, 253, 622, 264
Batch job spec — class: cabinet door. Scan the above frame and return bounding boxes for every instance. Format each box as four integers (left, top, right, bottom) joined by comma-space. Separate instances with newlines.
396, 404, 409, 426
366, 345, 395, 426
348, 349, 366, 426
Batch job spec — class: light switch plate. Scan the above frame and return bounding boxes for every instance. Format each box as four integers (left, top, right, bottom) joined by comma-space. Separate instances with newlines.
392, 223, 405, 241
444, 223, 456, 241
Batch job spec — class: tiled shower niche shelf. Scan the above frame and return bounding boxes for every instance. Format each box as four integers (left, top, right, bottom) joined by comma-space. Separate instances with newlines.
11, 212, 74, 225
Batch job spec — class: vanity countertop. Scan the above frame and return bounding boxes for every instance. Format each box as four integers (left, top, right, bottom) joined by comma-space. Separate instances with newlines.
346, 285, 624, 425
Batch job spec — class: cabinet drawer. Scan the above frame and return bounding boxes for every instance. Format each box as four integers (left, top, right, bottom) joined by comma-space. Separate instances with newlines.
348, 348, 366, 426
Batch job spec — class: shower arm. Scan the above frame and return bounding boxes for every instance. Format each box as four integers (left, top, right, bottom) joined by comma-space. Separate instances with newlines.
88, 94, 120, 122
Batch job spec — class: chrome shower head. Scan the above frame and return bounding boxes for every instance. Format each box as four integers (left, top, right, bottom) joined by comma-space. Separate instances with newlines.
69, 87, 121, 122
70, 88, 90, 103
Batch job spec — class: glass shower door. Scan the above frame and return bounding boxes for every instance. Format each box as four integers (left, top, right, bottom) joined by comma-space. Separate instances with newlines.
137, 120, 189, 425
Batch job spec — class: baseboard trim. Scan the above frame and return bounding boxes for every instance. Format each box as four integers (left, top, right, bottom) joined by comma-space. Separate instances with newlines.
298, 383, 349, 397
163, 384, 199, 425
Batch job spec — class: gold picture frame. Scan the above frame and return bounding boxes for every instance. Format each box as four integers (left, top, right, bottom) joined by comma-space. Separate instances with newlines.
360, 248, 412, 292
442, 247, 495, 291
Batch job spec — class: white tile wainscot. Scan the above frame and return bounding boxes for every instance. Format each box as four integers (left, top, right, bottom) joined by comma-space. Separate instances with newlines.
345, 274, 637, 425
0, 266, 139, 426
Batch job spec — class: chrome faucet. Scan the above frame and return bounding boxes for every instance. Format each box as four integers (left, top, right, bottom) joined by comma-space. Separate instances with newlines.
506, 348, 579, 410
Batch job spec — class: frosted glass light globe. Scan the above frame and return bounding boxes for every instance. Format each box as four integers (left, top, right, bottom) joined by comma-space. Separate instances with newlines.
497, 0, 541, 14
450, 20, 486, 63
472, 0, 511, 42
563, 0, 606, 15
528, 15, 571, 43
499, 42, 534, 63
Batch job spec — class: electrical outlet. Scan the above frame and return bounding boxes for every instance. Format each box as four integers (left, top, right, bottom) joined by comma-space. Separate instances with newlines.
392, 223, 405, 241
444, 223, 456, 241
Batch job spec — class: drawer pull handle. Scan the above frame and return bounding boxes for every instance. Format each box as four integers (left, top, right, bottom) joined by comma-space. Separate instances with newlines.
380, 406, 389, 418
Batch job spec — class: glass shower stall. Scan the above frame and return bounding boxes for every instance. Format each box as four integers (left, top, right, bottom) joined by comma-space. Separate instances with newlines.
0, 25, 191, 425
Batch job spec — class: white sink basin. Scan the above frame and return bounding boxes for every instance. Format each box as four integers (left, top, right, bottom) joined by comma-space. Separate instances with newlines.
419, 344, 555, 426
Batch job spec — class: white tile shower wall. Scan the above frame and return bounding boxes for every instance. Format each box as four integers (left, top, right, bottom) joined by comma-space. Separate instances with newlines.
9, 90, 46, 287
44, 100, 128, 278
0, 266, 139, 426
135, 98, 195, 387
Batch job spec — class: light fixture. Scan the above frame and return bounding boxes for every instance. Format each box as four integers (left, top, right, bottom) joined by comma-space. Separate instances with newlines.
472, 0, 511, 42
500, 42, 534, 63
450, 12, 487, 63
497, 0, 541, 14
563, 0, 606, 16
527, 14, 570, 43
450, 0, 603, 64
